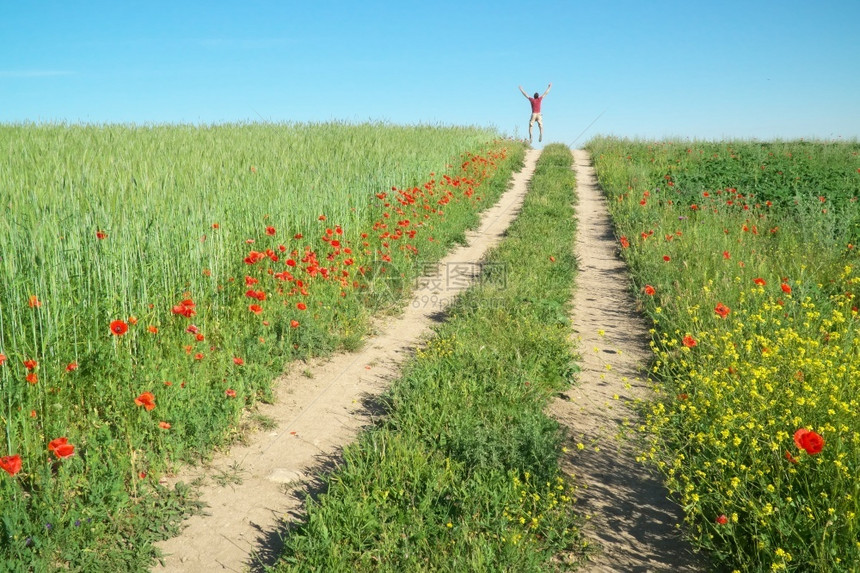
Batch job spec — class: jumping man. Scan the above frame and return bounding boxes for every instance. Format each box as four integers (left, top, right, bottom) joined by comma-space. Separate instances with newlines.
519, 83, 552, 143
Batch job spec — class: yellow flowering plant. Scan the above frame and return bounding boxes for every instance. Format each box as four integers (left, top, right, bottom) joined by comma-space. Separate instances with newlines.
588, 137, 860, 571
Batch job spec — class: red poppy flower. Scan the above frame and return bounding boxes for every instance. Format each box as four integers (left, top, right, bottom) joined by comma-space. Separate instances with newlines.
110, 320, 129, 336
26, 373, 38, 385
715, 514, 728, 525
318, 215, 326, 221
29, 295, 42, 308
0, 454, 22, 476
619, 236, 630, 249
643, 285, 656, 296
663, 255, 671, 262
266, 226, 276, 236
245, 290, 266, 301
48, 437, 67, 451
186, 324, 199, 334
0, 354, 6, 366
794, 428, 824, 455
171, 303, 197, 318
245, 275, 259, 286
194, 353, 203, 361
54, 444, 75, 459
290, 319, 300, 328
159, 421, 171, 430
48, 437, 75, 459
96, 230, 108, 240
249, 304, 263, 315
134, 391, 156, 411
195, 333, 204, 342
714, 303, 730, 319
781, 283, 792, 294
225, 389, 237, 398
23, 359, 37, 371
233, 357, 244, 366
722, 251, 730, 260
296, 302, 307, 311
212, 223, 220, 229
784, 450, 799, 464
682, 335, 697, 348
147, 325, 159, 334
171, 298, 197, 318
65, 361, 78, 372
753, 278, 766, 286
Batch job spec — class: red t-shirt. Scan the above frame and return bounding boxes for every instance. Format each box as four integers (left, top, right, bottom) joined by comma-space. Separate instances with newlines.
529, 96, 542, 113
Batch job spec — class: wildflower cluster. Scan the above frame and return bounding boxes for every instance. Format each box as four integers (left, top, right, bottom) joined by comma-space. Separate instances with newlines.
501, 472, 577, 548
589, 137, 860, 571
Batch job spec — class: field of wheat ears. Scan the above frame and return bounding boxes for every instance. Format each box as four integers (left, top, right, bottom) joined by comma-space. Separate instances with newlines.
0, 122, 527, 571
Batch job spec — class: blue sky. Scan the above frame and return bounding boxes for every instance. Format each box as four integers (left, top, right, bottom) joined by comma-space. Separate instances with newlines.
2, 0, 858, 143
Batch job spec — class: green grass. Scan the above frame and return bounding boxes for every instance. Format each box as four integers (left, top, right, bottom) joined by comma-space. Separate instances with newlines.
0, 122, 526, 571
587, 136, 860, 572
275, 144, 585, 572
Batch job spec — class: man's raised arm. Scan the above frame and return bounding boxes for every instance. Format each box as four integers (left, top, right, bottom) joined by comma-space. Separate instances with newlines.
541, 82, 552, 98
518, 85, 530, 99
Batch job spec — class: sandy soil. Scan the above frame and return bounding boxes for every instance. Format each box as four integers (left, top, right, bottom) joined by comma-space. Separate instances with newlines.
547, 149, 706, 571
152, 149, 541, 572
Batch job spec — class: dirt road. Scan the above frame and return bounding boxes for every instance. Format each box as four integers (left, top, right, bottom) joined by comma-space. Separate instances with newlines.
548, 149, 706, 571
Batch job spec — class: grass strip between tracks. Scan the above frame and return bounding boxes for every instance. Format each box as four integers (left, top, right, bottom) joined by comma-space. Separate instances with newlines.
276, 144, 586, 571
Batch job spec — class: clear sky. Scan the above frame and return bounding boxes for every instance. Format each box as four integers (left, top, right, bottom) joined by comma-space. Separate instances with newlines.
2, 0, 858, 144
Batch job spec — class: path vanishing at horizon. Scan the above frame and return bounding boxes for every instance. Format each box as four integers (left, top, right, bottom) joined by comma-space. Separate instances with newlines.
154, 147, 706, 572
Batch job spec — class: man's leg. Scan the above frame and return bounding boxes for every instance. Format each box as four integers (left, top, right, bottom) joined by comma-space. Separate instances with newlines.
537, 115, 544, 142
528, 116, 534, 143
